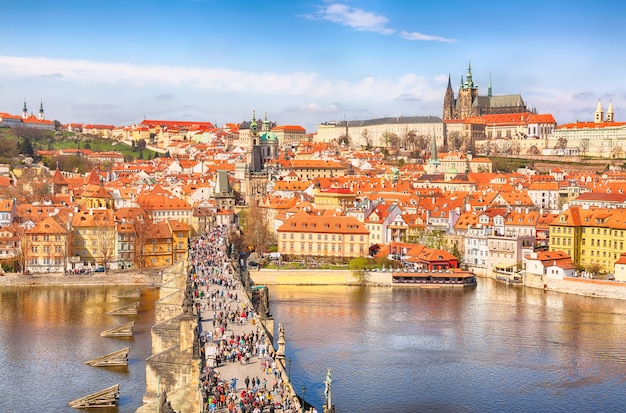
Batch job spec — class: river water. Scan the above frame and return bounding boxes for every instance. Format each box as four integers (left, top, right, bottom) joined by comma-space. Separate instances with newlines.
0, 285, 157, 413
2, 281, 626, 413
270, 280, 626, 413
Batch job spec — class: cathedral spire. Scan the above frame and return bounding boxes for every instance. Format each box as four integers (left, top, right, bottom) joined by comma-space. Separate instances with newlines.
488, 72, 492, 98
465, 62, 474, 88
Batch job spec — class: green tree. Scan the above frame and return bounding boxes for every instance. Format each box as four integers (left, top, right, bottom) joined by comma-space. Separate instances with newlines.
349, 257, 371, 285
19, 137, 34, 156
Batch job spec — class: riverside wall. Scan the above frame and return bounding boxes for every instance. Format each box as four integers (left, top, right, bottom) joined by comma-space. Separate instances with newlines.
256, 268, 626, 302
251, 269, 392, 285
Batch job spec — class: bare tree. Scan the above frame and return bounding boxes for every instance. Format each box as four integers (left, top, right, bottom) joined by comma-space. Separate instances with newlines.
130, 211, 153, 274
241, 203, 275, 254
448, 132, 463, 151
527, 145, 540, 156
360, 129, 371, 149
554, 137, 568, 151
94, 214, 117, 273
404, 131, 418, 151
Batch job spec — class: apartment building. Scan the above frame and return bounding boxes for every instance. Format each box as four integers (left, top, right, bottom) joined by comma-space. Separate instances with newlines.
277, 212, 369, 259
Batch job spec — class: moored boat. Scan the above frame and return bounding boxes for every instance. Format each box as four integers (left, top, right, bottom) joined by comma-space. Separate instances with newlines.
391, 268, 477, 287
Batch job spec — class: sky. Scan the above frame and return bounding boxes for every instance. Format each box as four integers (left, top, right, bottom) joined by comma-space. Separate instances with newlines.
1, 0, 625, 133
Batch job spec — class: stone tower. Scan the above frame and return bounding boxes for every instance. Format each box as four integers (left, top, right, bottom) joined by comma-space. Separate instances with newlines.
457, 63, 478, 119
594, 100, 604, 123
443, 75, 455, 120
606, 100, 614, 122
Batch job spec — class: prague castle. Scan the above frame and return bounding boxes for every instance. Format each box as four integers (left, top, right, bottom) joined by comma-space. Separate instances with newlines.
443, 63, 527, 120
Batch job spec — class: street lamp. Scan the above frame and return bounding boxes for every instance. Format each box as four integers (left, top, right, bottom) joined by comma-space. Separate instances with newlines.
288, 358, 292, 380
301, 384, 306, 413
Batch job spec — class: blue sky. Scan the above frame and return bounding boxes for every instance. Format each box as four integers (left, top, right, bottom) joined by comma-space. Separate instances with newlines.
0, 0, 624, 132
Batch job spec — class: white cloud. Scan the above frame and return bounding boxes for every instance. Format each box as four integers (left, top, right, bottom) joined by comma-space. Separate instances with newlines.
399, 30, 455, 43
310, 3, 453, 43
313, 3, 395, 35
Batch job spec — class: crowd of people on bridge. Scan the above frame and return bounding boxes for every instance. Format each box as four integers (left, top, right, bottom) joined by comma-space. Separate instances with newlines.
189, 225, 297, 413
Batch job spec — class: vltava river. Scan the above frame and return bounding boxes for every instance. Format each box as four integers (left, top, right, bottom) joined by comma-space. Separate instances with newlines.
0, 286, 157, 413
270, 280, 626, 413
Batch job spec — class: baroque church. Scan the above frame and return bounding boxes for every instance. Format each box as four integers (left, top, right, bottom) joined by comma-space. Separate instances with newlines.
443, 63, 527, 120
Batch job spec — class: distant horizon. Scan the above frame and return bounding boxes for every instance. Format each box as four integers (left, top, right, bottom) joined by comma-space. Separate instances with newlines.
1, 1, 624, 132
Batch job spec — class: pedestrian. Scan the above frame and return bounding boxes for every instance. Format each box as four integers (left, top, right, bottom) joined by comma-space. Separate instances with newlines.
245, 375, 250, 390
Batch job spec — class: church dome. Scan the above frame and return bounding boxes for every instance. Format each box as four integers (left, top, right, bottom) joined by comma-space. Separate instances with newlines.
259, 131, 278, 142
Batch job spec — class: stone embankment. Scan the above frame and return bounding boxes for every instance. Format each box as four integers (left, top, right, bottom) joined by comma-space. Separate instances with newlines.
256, 268, 626, 301
0, 270, 162, 287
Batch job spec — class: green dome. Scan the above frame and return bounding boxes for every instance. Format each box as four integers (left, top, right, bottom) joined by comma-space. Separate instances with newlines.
259, 131, 278, 142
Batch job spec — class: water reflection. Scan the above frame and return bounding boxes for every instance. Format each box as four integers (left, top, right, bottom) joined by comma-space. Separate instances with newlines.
0, 286, 157, 413
270, 282, 626, 413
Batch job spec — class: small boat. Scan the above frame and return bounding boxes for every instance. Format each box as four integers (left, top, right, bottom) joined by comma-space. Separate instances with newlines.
391, 268, 477, 288
493, 264, 523, 286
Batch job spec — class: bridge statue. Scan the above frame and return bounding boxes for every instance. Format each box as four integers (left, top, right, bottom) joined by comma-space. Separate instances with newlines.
324, 367, 332, 412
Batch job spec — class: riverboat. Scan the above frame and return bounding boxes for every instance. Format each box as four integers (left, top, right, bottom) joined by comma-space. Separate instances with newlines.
391, 269, 477, 288
493, 264, 524, 286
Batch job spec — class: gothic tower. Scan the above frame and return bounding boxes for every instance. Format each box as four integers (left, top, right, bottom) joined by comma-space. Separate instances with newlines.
457, 63, 478, 119
443, 75, 455, 120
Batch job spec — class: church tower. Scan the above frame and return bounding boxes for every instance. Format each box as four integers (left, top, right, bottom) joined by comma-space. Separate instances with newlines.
443, 75, 456, 120
457, 63, 479, 119
22, 99, 28, 119
606, 100, 614, 122
38, 100, 45, 120
594, 100, 604, 123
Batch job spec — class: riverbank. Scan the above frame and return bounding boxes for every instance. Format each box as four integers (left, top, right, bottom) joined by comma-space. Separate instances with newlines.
252, 269, 626, 301
0, 269, 163, 287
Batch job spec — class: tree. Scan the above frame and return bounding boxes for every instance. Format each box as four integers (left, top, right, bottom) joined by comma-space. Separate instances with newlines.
349, 257, 370, 285
611, 146, 624, 159
527, 145, 540, 156
94, 214, 116, 273
2, 169, 51, 204
337, 134, 350, 147
241, 203, 275, 254
137, 139, 147, 151
404, 131, 418, 151
448, 131, 463, 151
130, 211, 152, 274
360, 129, 371, 149
19, 137, 34, 157
554, 137, 568, 151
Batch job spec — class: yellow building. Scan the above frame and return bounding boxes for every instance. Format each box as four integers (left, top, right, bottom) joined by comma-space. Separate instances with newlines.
71, 209, 117, 269
277, 212, 369, 259
23, 216, 70, 273
141, 219, 190, 268
549, 206, 626, 274
313, 187, 356, 210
